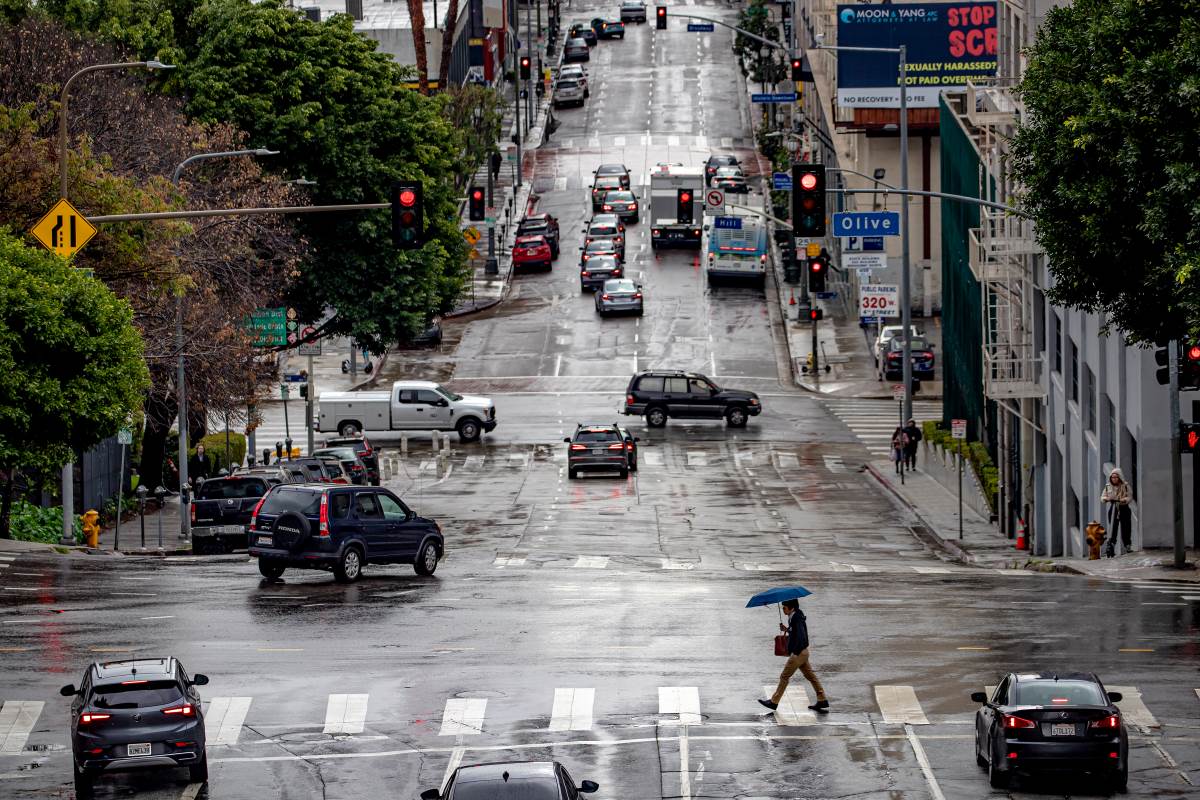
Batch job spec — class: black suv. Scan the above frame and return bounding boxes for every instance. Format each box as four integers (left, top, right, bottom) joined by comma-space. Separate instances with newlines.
565, 424, 639, 478
248, 484, 443, 582
323, 435, 381, 485
623, 370, 761, 427
191, 474, 284, 554
62, 658, 210, 797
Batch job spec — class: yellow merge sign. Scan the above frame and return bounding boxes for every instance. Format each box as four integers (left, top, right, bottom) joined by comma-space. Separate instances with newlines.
31, 198, 97, 258
463, 226, 482, 246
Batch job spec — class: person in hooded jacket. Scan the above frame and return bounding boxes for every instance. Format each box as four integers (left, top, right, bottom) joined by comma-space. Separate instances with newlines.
1101, 467, 1134, 557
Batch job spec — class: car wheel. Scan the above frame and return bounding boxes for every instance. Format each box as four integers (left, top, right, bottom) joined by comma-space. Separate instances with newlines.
987, 748, 1009, 789
74, 764, 95, 799
630, 455, 638, 472
619, 467, 629, 479
646, 406, 668, 428
568, 468, 578, 479
974, 733, 987, 768
726, 406, 749, 428
339, 421, 361, 436
189, 753, 209, 783
414, 541, 440, 576
1112, 760, 1128, 793
258, 559, 286, 580
333, 546, 363, 583
457, 417, 482, 442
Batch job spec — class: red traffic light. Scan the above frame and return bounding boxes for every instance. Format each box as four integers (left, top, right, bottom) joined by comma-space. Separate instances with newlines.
810, 261, 823, 272
472, 189, 483, 200
799, 173, 818, 191
398, 189, 416, 207
657, 7, 665, 15
680, 192, 690, 203
1188, 344, 1200, 361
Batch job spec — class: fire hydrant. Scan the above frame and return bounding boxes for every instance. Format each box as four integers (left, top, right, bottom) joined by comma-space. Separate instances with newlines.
81, 509, 101, 548
1085, 520, 1106, 560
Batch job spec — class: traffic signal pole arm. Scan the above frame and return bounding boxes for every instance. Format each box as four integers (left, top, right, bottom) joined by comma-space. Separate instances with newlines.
670, 13, 790, 51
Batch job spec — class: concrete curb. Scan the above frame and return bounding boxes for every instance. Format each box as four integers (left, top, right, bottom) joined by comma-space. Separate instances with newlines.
864, 461, 978, 566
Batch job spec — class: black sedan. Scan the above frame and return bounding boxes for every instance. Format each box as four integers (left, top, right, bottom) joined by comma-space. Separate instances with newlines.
594, 162, 631, 189
565, 424, 638, 478
599, 189, 640, 223
568, 23, 598, 46
579, 254, 623, 292
422, 760, 598, 800
973, 672, 1128, 791
63, 658, 210, 797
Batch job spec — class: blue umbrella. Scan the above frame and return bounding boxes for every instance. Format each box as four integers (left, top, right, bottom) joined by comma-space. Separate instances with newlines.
745, 586, 812, 608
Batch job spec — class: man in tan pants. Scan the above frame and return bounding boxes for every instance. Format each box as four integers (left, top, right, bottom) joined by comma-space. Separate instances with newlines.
759, 598, 829, 712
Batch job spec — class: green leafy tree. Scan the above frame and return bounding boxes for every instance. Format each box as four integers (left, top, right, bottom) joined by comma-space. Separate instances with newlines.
1011, 0, 1200, 342
0, 231, 149, 538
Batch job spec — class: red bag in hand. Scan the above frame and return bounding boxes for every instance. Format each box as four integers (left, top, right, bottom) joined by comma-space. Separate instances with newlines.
774, 634, 788, 657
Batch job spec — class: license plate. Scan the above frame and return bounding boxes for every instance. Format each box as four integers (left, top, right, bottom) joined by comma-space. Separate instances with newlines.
1050, 723, 1075, 736
215, 525, 244, 534
126, 742, 152, 757
256, 535, 273, 546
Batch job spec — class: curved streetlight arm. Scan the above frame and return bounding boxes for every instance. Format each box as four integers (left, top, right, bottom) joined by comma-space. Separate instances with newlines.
828, 167, 897, 191
171, 149, 280, 186
59, 60, 176, 198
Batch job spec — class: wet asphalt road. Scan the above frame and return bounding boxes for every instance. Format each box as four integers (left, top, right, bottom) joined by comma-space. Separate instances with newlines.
3, 3, 1199, 799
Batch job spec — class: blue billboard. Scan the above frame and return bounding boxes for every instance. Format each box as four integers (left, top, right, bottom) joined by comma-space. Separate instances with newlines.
836, 2, 998, 108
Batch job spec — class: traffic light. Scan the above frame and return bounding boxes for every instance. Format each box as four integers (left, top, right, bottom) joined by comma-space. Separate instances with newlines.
791, 58, 803, 81
792, 164, 826, 237
677, 188, 694, 224
391, 181, 423, 249
1155, 339, 1170, 385
519, 55, 531, 80
808, 307, 824, 321
468, 186, 485, 221
1183, 341, 1200, 390
656, 6, 666, 29
808, 254, 828, 293
1182, 422, 1200, 454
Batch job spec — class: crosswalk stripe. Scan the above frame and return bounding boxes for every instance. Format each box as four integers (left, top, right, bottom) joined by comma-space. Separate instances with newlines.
659, 686, 701, 725
0, 700, 44, 755
667, 135, 680, 146
613, 135, 626, 147
549, 688, 595, 731
874, 685, 929, 725
440, 698, 487, 736
764, 684, 816, 725
573, 556, 609, 569
912, 566, 952, 574
661, 559, 695, 570
205, 697, 252, 745
463, 455, 485, 470
1108, 685, 1159, 729
642, 451, 664, 466
686, 451, 707, 467
494, 556, 526, 567
823, 455, 846, 473
774, 453, 799, 469
323, 694, 368, 735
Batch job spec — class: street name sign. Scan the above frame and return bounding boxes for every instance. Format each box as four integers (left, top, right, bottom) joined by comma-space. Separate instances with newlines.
751, 92, 798, 103
951, 419, 967, 440
247, 307, 287, 347
845, 252, 887, 270
117, 428, 133, 446
31, 198, 97, 258
772, 172, 792, 190
859, 284, 899, 319
713, 216, 742, 230
687, 22, 715, 32
832, 211, 900, 237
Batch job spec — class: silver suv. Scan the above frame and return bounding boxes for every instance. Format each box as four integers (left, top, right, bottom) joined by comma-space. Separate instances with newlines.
554, 78, 586, 109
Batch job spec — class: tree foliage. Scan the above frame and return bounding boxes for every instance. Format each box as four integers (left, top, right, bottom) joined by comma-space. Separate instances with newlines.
1011, 0, 1200, 342
0, 231, 149, 537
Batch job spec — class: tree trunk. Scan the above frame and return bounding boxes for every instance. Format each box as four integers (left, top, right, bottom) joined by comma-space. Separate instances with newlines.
0, 470, 13, 540
139, 386, 178, 492
438, 0, 461, 90
408, 0, 430, 94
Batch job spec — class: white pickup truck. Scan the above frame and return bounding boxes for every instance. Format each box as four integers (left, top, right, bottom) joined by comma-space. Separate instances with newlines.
317, 381, 497, 442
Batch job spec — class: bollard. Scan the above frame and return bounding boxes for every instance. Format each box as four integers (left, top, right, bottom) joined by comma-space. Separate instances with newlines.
136, 485, 148, 549
442, 433, 452, 454
400, 434, 409, 457
431, 431, 439, 453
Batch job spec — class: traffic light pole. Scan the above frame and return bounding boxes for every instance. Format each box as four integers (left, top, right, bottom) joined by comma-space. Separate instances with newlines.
1169, 341, 1186, 568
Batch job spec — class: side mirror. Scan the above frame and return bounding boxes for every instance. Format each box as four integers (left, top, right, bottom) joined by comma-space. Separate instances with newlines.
579, 781, 599, 794
563, 437, 572, 443
420, 791, 442, 800
970, 691, 987, 703
634, 437, 641, 442
1107, 691, 1123, 702
192, 674, 210, 686
60, 684, 77, 697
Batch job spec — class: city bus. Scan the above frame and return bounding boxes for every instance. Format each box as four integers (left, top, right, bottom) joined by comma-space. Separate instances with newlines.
702, 212, 769, 288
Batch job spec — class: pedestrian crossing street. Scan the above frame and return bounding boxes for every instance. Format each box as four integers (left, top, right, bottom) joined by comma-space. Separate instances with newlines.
0, 680, 1177, 754
820, 398, 942, 458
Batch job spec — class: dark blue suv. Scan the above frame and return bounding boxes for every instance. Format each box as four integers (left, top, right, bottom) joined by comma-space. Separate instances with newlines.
247, 484, 443, 582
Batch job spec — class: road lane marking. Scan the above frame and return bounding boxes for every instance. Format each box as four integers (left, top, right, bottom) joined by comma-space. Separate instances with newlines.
956, 646, 990, 651
763, 684, 815, 726
874, 685, 929, 725
686, 451, 707, 467
440, 698, 487, 736
257, 648, 303, 652
774, 452, 799, 469
549, 688, 595, 731
905, 723, 946, 800
0, 700, 44, 755
1107, 685, 1159, 730
678, 723, 692, 800
573, 556, 609, 569
642, 451, 663, 466
205, 697, 252, 746
323, 694, 369, 735
140, 615, 176, 620
661, 559, 695, 570
1118, 648, 1154, 653
494, 556, 527, 567
441, 746, 465, 792
912, 566, 952, 574
659, 687, 701, 726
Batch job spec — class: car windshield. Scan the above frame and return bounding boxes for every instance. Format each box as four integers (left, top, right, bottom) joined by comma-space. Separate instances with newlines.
606, 191, 635, 202
558, 80, 579, 89
604, 279, 637, 293
328, 440, 368, 454
1011, 680, 1107, 706
567, 38, 585, 46
92, 680, 183, 709
575, 429, 620, 442
597, 164, 625, 175
313, 447, 358, 460
451, 778, 562, 800
196, 478, 268, 500
586, 240, 615, 252
517, 237, 545, 247
716, 167, 742, 177
590, 225, 619, 236
258, 487, 323, 516
437, 387, 464, 402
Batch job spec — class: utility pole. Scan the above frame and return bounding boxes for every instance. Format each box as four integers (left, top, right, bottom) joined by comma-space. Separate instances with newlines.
898, 44, 912, 425
512, 31, 522, 189
525, 2, 533, 129
1169, 341, 1186, 568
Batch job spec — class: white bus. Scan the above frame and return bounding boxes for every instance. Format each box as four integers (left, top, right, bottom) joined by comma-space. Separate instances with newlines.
702, 213, 769, 287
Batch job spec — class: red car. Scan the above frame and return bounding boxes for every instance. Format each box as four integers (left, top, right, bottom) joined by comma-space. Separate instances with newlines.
513, 235, 554, 271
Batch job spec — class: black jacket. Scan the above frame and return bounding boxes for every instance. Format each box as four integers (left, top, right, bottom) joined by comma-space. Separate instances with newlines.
902, 424, 922, 449
786, 609, 810, 655
188, 454, 213, 481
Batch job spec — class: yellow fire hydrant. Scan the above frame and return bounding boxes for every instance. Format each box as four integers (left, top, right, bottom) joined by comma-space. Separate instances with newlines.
81, 509, 101, 548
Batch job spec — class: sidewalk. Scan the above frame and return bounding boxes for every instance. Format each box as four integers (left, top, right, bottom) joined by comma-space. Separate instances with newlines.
99, 497, 191, 555
867, 452, 1200, 581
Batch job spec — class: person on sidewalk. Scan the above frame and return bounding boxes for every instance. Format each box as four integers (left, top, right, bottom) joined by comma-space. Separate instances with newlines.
902, 419, 922, 471
188, 444, 213, 483
890, 427, 907, 475
1101, 467, 1134, 557
758, 599, 829, 713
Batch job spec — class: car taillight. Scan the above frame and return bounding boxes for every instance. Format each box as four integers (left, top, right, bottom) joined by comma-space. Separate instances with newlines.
581, 270, 590, 277
615, 236, 623, 244
603, 204, 613, 211
248, 496, 267, 531
583, 254, 590, 261
318, 493, 329, 537
1090, 714, 1120, 730
570, 444, 587, 450
633, 292, 642, 299
692, 229, 700, 236
612, 269, 623, 276
652, 229, 661, 237
601, 294, 611, 300
630, 202, 638, 209
80, 713, 110, 725
626, 394, 635, 405
708, 253, 715, 263
163, 704, 194, 716
760, 254, 767, 263
1001, 713, 1036, 729
190, 503, 196, 523
625, 443, 633, 450
608, 443, 625, 450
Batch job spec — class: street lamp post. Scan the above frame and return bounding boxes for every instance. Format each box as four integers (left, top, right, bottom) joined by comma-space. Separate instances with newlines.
170, 148, 278, 542
57, 59, 175, 547
813, 40, 912, 423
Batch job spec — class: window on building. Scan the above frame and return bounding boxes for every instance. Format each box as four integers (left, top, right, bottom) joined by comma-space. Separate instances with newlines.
1122, 428, 1138, 502
1070, 341, 1079, 403
1104, 396, 1116, 465
1053, 313, 1062, 374
1068, 488, 1080, 532
1085, 368, 1097, 432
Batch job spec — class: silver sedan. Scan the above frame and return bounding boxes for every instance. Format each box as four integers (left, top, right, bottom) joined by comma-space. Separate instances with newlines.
595, 278, 644, 316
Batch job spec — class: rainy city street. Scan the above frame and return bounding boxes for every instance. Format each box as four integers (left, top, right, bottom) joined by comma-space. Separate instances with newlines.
2, 2, 1199, 799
